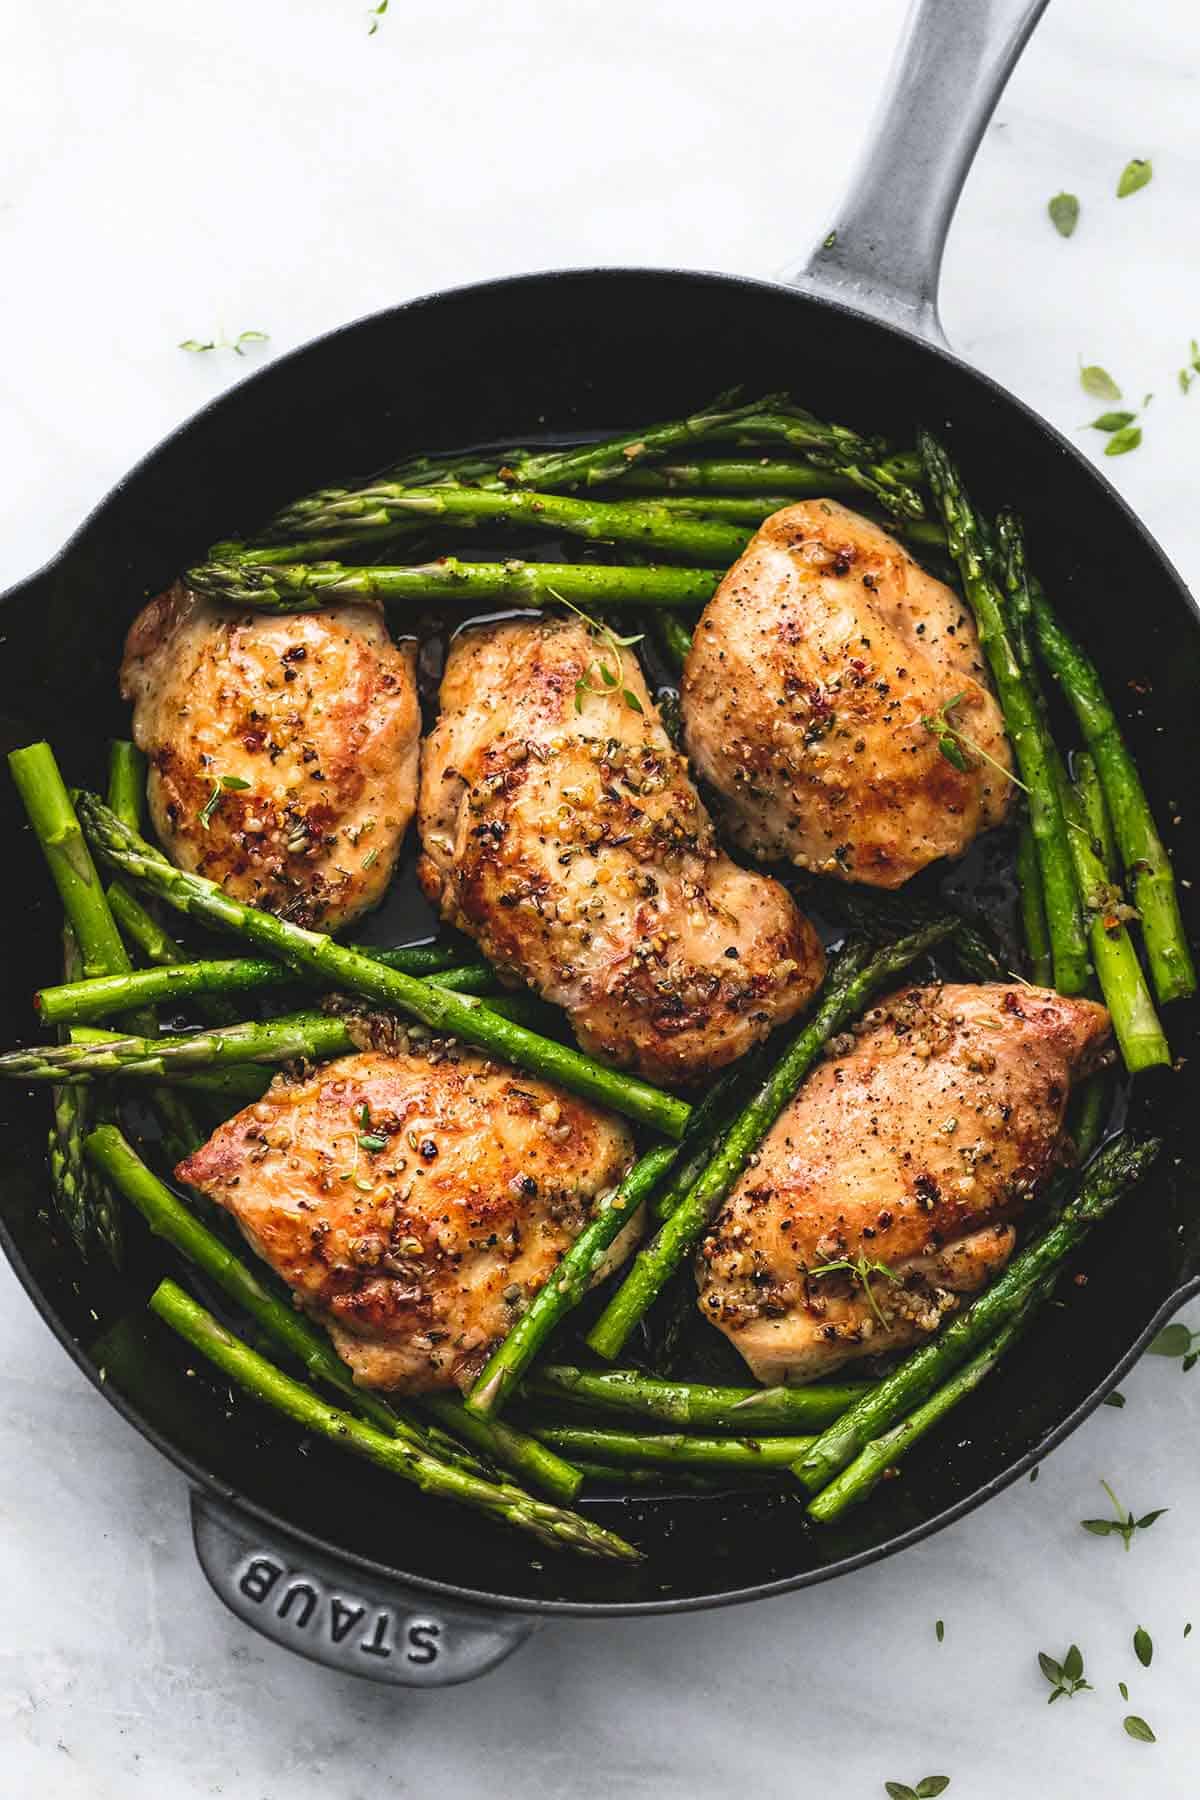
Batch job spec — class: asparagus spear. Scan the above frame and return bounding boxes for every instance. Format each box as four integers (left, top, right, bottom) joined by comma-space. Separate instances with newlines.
185, 557, 722, 615
10, 744, 134, 985
920, 437, 1089, 996
573, 1461, 759, 1492
37, 953, 499, 1028
75, 795, 691, 1139
475, 393, 882, 493
48, 927, 111, 1258
1057, 757, 1168, 1072
66, 1029, 270, 1099
621, 459, 864, 497
106, 740, 148, 833
526, 1365, 868, 1431
465, 1144, 678, 1418
1016, 820, 1053, 985
524, 1423, 815, 1472
11, 742, 134, 1261
806, 1290, 1045, 1522
793, 1133, 1160, 1495
262, 483, 750, 565
419, 1396, 582, 1505
150, 1280, 641, 1562
1077, 751, 1117, 873
6, 988, 546, 1086
585, 923, 953, 1362
1028, 579, 1196, 1004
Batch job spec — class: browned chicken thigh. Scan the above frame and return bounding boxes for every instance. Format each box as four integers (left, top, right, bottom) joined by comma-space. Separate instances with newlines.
699, 983, 1111, 1382
178, 1047, 636, 1393
682, 501, 1013, 888
120, 584, 419, 930
418, 616, 825, 1087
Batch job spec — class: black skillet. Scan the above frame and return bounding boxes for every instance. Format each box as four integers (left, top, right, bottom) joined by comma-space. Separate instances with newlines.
1, 0, 1196, 1685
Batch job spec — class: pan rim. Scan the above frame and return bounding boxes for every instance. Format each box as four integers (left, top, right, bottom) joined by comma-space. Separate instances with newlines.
3, 260, 1197, 1616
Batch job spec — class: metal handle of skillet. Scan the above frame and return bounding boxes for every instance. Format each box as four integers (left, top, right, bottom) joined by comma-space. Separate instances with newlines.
191, 0, 1054, 1687
791, 0, 1051, 345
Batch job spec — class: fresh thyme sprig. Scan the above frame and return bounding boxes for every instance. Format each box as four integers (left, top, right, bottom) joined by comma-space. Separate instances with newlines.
1080, 1479, 1167, 1551
1038, 1643, 1093, 1703
198, 773, 251, 830
180, 330, 269, 357
808, 1252, 900, 1330
549, 589, 646, 717
920, 693, 1029, 791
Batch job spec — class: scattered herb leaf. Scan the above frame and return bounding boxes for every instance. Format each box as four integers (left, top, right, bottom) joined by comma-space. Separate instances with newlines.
823, 230, 838, 250
1103, 1391, 1127, 1408
358, 1132, 388, 1153
1030, 1465, 1040, 1483
1186, 1622, 1193, 1639
220, 774, 250, 791
1116, 158, 1152, 199
1048, 192, 1080, 237
1089, 411, 1136, 433
1178, 341, 1200, 395
1134, 1626, 1153, 1668
361, 847, 379, 870
1124, 1715, 1156, 1743
1148, 1321, 1199, 1366
1080, 365, 1122, 403
367, 0, 388, 31
1105, 425, 1142, 457
1119, 1680, 1129, 1701
885, 1781, 949, 1800
1080, 1480, 1166, 1550
935, 1619, 945, 1643
1039, 1643, 1092, 1703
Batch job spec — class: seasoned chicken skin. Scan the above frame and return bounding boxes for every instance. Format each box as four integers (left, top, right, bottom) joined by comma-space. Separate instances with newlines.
120, 584, 419, 930
682, 501, 1013, 888
178, 1047, 636, 1393
418, 616, 824, 1087
699, 983, 1111, 1382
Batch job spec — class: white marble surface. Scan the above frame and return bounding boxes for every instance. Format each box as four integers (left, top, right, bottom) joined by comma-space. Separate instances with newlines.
2, 0, 1199, 1792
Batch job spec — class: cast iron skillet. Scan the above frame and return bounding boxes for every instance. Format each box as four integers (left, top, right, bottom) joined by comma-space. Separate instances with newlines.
1, 0, 1196, 1685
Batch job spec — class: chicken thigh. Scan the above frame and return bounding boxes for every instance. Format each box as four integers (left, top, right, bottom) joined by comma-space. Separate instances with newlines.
698, 983, 1111, 1382
682, 501, 1012, 887
121, 584, 419, 931
418, 616, 825, 1087
178, 1046, 636, 1393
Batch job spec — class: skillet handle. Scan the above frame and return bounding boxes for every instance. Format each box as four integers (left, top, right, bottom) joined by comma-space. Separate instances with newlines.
789, 0, 1050, 344
189, 1490, 539, 1685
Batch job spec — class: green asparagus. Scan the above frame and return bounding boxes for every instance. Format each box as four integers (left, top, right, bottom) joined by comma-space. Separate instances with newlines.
150, 1280, 641, 1561
37, 953, 499, 1027
524, 1423, 816, 1472
1029, 580, 1196, 1004
1016, 820, 1053, 985
526, 1365, 868, 1431
185, 556, 722, 615
921, 439, 1089, 995
262, 483, 751, 565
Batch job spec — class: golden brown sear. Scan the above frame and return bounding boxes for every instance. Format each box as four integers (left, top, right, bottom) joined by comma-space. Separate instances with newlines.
178, 1048, 636, 1393
120, 584, 419, 930
418, 615, 825, 1087
682, 501, 1012, 888
698, 984, 1111, 1382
